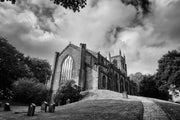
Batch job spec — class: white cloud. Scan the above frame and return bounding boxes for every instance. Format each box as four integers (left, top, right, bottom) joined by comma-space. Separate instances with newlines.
0, 0, 180, 75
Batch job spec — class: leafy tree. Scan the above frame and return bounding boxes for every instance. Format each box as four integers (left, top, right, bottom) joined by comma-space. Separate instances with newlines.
155, 50, 180, 91
129, 72, 144, 94
140, 75, 169, 100
0, 37, 52, 100
13, 78, 49, 105
53, 0, 86, 12
24, 57, 52, 84
139, 75, 164, 99
0, 0, 87, 12
0, 37, 32, 99
0, 0, 151, 14
54, 80, 82, 105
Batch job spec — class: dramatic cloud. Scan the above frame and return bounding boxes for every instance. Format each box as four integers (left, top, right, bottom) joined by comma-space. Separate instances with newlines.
0, 0, 180, 74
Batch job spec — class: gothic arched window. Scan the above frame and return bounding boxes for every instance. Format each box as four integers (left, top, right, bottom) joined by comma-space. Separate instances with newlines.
114, 74, 118, 92
61, 56, 73, 82
102, 75, 106, 89
107, 79, 111, 90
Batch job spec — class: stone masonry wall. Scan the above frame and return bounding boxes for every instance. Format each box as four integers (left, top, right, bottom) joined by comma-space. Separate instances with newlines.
51, 44, 81, 95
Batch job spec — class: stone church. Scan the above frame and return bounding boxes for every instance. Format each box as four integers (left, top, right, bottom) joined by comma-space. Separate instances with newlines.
48, 43, 137, 98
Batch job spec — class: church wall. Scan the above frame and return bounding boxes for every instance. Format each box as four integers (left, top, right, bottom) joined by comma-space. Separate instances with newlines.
52, 45, 81, 94
85, 66, 98, 90
50, 43, 138, 101
85, 51, 98, 90
98, 53, 127, 92
97, 52, 137, 95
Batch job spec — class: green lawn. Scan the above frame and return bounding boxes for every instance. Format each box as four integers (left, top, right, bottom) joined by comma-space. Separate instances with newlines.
154, 100, 180, 120
0, 99, 143, 120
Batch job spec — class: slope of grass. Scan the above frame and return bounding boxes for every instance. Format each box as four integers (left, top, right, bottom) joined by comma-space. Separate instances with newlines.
0, 99, 143, 120
153, 100, 180, 120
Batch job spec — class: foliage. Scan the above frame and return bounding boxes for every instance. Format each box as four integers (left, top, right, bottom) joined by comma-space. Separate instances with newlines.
0, 37, 33, 99
24, 57, 52, 84
129, 72, 144, 93
155, 50, 180, 91
0, 88, 13, 100
129, 72, 144, 84
0, 37, 52, 100
169, 84, 180, 96
139, 74, 169, 100
0, 0, 87, 12
139, 75, 158, 98
52, 0, 86, 12
137, 50, 180, 100
54, 80, 82, 105
0, 0, 152, 14
12, 78, 49, 105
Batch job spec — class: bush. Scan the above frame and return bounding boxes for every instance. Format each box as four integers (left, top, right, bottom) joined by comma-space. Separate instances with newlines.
12, 78, 49, 105
54, 80, 82, 105
0, 88, 14, 100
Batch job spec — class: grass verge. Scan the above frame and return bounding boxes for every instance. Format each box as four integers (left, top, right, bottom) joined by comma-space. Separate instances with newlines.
0, 99, 143, 120
154, 100, 180, 120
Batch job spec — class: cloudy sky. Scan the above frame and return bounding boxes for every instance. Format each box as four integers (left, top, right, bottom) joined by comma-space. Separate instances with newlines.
0, 0, 180, 75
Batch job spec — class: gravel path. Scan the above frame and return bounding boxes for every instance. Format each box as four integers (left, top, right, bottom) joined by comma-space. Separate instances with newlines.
139, 97, 170, 120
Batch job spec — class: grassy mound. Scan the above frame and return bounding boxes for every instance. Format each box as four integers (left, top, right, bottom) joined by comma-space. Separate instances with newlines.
0, 90, 143, 120
51, 99, 143, 120
81, 90, 122, 99
153, 99, 180, 120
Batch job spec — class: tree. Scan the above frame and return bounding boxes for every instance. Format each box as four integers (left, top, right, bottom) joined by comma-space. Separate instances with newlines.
129, 72, 144, 94
24, 57, 52, 84
13, 77, 49, 105
155, 50, 180, 91
54, 80, 82, 105
52, 0, 86, 12
0, 37, 32, 99
0, 0, 87, 12
138, 73, 170, 100
139, 75, 162, 99
0, 0, 151, 14
0, 37, 52, 100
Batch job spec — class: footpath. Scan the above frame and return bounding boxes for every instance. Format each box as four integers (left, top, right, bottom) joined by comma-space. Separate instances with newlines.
138, 97, 170, 120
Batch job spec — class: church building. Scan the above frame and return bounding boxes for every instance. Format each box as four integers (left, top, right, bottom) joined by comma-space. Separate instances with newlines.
49, 43, 137, 98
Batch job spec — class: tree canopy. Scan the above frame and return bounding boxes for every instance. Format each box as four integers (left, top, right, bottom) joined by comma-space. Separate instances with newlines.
156, 50, 180, 90
54, 80, 81, 105
139, 75, 158, 97
52, 0, 86, 12
129, 72, 144, 85
139, 74, 169, 100
137, 50, 180, 100
0, 37, 52, 99
24, 57, 52, 84
0, 0, 87, 12
0, 0, 151, 14
129, 72, 144, 94
0, 38, 31, 87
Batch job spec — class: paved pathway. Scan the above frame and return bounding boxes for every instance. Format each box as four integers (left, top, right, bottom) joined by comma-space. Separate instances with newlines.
139, 97, 170, 120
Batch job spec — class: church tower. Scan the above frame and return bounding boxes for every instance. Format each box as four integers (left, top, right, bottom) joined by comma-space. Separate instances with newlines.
110, 49, 127, 75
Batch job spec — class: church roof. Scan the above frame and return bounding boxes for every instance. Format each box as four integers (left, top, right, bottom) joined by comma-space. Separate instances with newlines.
70, 43, 98, 58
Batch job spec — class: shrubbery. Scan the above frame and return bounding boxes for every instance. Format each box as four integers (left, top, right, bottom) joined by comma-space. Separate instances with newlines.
0, 37, 52, 100
12, 78, 49, 105
54, 80, 82, 105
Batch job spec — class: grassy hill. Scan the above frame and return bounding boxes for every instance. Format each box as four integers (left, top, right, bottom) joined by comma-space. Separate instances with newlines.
0, 90, 180, 120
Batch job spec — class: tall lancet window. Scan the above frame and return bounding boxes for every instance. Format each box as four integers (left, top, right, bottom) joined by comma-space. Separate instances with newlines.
61, 56, 73, 82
